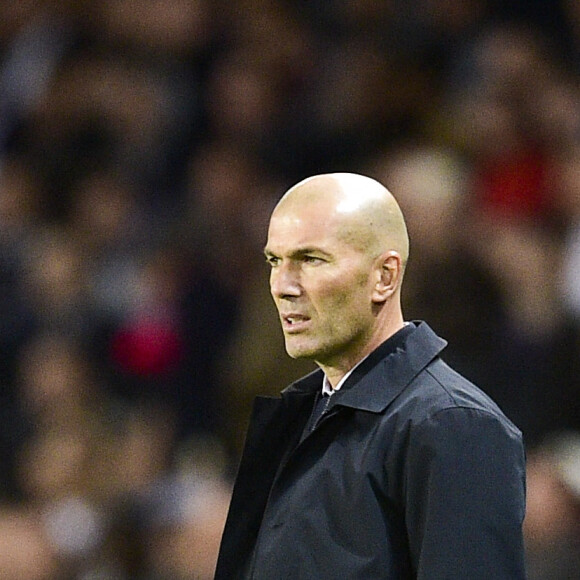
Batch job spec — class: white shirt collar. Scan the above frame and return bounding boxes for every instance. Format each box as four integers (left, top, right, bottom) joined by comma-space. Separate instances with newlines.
322, 354, 370, 396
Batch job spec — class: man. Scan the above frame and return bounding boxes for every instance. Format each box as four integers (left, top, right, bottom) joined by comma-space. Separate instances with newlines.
215, 173, 527, 579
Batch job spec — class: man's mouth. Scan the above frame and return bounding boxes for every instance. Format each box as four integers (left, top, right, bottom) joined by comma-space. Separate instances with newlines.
282, 314, 311, 332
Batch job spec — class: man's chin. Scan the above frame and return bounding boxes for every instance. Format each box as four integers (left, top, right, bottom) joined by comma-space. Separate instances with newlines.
284, 340, 317, 361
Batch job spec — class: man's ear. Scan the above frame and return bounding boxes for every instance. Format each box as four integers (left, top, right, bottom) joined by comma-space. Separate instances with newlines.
371, 252, 402, 303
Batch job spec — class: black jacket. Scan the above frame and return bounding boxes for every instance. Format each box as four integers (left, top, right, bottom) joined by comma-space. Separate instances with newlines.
215, 321, 527, 579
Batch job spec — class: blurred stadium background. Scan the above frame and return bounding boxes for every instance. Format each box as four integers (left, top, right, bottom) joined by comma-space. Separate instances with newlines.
0, 1, 580, 578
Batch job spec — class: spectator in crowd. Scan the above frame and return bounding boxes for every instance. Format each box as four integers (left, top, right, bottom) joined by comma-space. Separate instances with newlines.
524, 431, 580, 579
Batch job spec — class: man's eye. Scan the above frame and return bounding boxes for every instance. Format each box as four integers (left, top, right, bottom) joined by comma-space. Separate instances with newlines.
266, 256, 280, 267
304, 256, 324, 264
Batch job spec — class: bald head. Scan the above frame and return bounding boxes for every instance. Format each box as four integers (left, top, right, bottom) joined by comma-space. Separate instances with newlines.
274, 173, 409, 266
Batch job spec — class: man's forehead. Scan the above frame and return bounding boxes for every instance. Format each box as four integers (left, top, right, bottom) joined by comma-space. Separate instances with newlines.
267, 205, 341, 245
269, 200, 342, 238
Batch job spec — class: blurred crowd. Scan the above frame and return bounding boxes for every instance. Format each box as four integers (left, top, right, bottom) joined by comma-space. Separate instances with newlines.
0, 0, 580, 578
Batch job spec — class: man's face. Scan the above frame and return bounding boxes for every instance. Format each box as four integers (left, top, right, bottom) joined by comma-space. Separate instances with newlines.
265, 200, 378, 369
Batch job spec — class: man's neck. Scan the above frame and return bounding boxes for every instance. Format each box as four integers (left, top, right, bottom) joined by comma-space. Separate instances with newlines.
318, 318, 406, 389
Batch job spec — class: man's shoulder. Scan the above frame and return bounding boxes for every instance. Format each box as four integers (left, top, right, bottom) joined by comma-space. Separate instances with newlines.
400, 357, 520, 435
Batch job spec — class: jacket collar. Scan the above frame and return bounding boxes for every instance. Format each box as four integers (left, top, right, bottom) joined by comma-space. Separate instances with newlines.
281, 321, 447, 413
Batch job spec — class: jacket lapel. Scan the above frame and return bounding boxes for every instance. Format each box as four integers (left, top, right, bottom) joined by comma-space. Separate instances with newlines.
215, 380, 317, 579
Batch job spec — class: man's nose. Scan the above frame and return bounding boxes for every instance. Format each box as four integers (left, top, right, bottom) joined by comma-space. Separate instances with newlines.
270, 262, 301, 298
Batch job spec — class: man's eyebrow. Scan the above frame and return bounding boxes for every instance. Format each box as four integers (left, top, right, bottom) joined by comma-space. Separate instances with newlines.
264, 246, 332, 259
293, 247, 330, 257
